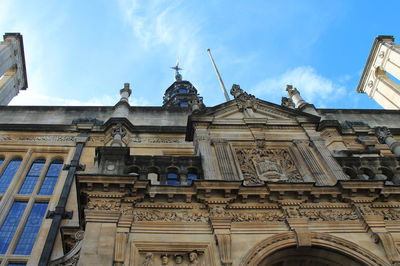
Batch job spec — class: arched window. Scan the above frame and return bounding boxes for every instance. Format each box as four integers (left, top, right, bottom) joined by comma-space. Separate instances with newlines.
38, 159, 63, 195
0, 158, 22, 193
187, 168, 198, 185
167, 168, 180, 185
19, 159, 45, 195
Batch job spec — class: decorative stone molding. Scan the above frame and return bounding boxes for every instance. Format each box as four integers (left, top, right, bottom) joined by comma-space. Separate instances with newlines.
375, 126, 400, 156
231, 210, 285, 222
49, 231, 84, 266
230, 84, 258, 112
240, 232, 390, 266
133, 209, 209, 223
110, 123, 127, 147
235, 146, 303, 184
374, 232, 400, 264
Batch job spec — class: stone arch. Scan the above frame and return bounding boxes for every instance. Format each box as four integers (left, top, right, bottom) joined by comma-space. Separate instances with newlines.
240, 232, 390, 266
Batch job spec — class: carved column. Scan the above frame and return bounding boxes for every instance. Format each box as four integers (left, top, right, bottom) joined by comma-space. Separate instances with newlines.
212, 139, 239, 181
375, 127, 400, 156
293, 140, 333, 185
194, 129, 218, 179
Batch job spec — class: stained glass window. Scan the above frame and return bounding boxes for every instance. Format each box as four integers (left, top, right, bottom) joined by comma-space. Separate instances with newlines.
14, 203, 48, 255
167, 173, 180, 185
38, 160, 63, 195
188, 173, 197, 185
0, 159, 22, 193
0, 202, 27, 254
18, 160, 45, 195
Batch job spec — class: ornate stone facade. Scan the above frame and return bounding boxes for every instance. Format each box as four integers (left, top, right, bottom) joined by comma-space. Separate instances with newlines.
1, 39, 400, 265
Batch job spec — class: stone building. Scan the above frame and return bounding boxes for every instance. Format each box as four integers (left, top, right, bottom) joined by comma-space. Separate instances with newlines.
357, 35, 400, 109
1, 34, 400, 266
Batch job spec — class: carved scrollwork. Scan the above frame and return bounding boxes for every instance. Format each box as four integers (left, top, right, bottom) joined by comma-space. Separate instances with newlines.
235, 145, 303, 184
87, 198, 121, 211
376, 208, 400, 220
230, 84, 258, 111
375, 126, 392, 144
299, 209, 359, 221
231, 210, 285, 222
134, 209, 209, 223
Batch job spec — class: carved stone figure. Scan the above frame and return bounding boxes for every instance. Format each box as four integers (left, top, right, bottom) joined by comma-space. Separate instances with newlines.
161, 254, 169, 265
175, 255, 184, 266
188, 251, 202, 266
142, 252, 154, 266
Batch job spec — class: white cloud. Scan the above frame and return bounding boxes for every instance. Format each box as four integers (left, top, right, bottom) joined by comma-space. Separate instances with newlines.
251, 66, 346, 108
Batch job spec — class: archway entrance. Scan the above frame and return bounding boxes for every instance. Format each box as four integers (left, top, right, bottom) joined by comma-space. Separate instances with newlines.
259, 246, 363, 266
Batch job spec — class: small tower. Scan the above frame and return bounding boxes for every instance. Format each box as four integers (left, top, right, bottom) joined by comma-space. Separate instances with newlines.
162, 62, 204, 109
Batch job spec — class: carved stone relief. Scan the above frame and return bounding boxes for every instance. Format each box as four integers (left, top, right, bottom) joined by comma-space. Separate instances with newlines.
231, 210, 285, 222
133, 209, 209, 223
130, 137, 185, 144
299, 209, 359, 221
87, 198, 121, 211
234, 145, 303, 184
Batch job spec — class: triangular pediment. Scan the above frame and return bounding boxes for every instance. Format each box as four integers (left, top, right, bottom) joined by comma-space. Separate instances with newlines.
192, 98, 319, 123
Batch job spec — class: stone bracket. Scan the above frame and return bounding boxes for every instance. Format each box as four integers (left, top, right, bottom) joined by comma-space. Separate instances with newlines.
46, 210, 73, 220
63, 162, 85, 171
215, 234, 232, 266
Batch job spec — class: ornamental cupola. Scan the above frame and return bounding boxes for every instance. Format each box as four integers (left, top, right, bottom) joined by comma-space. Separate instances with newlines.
162, 62, 204, 109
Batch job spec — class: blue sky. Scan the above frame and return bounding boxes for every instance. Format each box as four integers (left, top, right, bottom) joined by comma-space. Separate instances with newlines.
1, 0, 400, 109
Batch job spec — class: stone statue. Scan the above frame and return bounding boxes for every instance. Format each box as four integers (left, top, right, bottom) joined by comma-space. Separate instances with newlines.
161, 254, 169, 265
141, 252, 154, 266
188, 251, 203, 266
175, 255, 184, 265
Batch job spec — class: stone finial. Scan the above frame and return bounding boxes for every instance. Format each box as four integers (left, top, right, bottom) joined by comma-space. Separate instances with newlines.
286, 84, 307, 109
230, 84, 244, 98
119, 83, 132, 103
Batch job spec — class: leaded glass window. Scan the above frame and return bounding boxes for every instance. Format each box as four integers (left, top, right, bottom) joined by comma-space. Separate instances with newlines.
14, 203, 48, 255
0, 202, 27, 254
167, 173, 180, 185
0, 159, 22, 193
18, 160, 45, 195
38, 160, 63, 195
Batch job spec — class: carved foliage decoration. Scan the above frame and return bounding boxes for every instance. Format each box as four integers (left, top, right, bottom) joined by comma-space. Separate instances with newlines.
231, 210, 285, 222
87, 198, 121, 211
134, 209, 209, 223
235, 144, 302, 184
299, 209, 358, 221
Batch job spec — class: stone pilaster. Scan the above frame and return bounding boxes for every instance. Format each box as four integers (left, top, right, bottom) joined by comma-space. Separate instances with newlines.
309, 136, 348, 181
293, 140, 333, 185
212, 139, 239, 181
194, 129, 218, 180
209, 205, 232, 266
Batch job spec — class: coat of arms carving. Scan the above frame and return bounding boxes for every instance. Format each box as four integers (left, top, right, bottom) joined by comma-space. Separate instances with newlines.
235, 144, 302, 184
